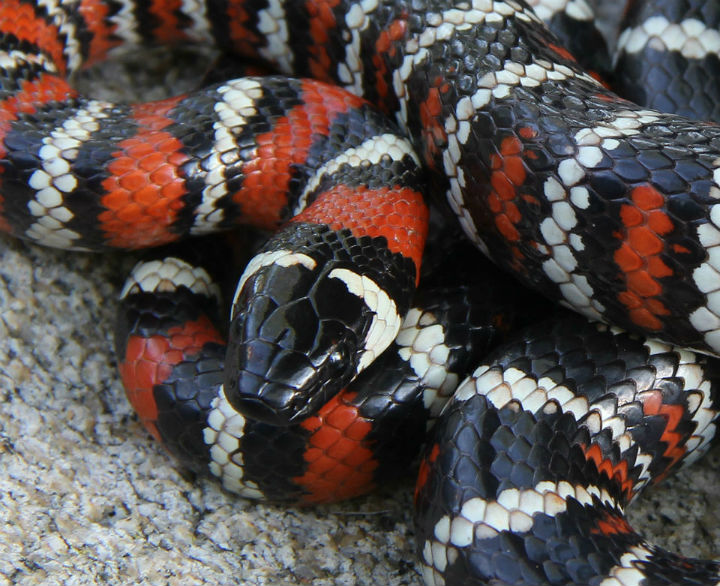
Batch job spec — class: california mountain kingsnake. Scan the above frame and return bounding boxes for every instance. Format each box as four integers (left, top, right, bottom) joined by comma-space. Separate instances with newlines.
3, 0, 720, 584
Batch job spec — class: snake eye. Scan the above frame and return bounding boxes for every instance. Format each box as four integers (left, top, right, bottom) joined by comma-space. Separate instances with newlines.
327, 349, 345, 368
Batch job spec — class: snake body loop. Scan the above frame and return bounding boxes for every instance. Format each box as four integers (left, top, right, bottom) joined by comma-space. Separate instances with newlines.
3, 0, 720, 584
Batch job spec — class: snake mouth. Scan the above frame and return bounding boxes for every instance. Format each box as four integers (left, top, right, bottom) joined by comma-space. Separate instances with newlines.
224, 337, 357, 426
223, 292, 362, 426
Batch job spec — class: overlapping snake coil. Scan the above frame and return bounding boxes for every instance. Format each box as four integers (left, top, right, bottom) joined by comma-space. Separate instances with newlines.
3, 0, 720, 584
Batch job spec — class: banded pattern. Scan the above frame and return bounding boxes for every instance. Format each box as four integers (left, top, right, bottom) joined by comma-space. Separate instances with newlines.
7, 0, 720, 353
0, 0, 432, 430
1, 72, 425, 251
116, 244, 526, 503
415, 319, 720, 585
4, 0, 720, 585
615, 0, 720, 121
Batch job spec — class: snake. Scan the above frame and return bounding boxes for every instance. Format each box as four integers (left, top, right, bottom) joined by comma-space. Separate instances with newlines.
3, 0, 720, 584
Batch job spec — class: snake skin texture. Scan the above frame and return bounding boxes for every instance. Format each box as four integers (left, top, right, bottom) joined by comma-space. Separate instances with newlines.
116, 239, 534, 503
3, 0, 720, 584
4, 0, 720, 355
415, 319, 720, 585
615, 0, 720, 121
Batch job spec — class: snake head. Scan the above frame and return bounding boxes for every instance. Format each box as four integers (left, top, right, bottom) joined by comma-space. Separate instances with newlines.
223, 223, 416, 426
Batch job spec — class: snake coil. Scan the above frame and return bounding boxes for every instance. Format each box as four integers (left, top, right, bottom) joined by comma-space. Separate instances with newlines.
3, 0, 720, 584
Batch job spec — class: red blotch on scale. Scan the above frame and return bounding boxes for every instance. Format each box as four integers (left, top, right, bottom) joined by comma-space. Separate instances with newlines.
0, 76, 75, 155
0, 75, 76, 234
547, 43, 576, 63
591, 511, 635, 537
100, 96, 190, 248
0, 0, 68, 74
226, 0, 263, 57
118, 316, 224, 440
305, 0, 342, 82
418, 78, 450, 166
295, 391, 376, 503
588, 70, 612, 88
581, 443, 635, 502
415, 443, 440, 501
614, 184, 674, 330
639, 391, 687, 484
148, 0, 189, 43
372, 19, 408, 109
292, 183, 428, 283
237, 80, 369, 230
78, 0, 122, 64
0, 0, 78, 156
518, 126, 537, 139
487, 136, 530, 252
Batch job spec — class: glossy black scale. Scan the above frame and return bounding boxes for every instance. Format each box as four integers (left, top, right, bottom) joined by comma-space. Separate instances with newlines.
8, 0, 720, 583
415, 317, 720, 585
614, 0, 720, 122
116, 231, 548, 502
226, 222, 417, 426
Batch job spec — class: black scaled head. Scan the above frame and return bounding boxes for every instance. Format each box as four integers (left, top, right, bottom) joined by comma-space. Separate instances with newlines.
224, 222, 414, 426
224, 245, 366, 426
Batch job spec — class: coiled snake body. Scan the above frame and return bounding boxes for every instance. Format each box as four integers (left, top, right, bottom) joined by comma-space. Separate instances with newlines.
3, 0, 720, 584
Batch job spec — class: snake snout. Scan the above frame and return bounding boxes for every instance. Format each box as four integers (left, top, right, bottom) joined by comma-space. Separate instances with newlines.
224, 322, 361, 426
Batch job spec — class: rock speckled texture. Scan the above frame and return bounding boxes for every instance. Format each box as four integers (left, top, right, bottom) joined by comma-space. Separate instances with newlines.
2, 4, 720, 585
